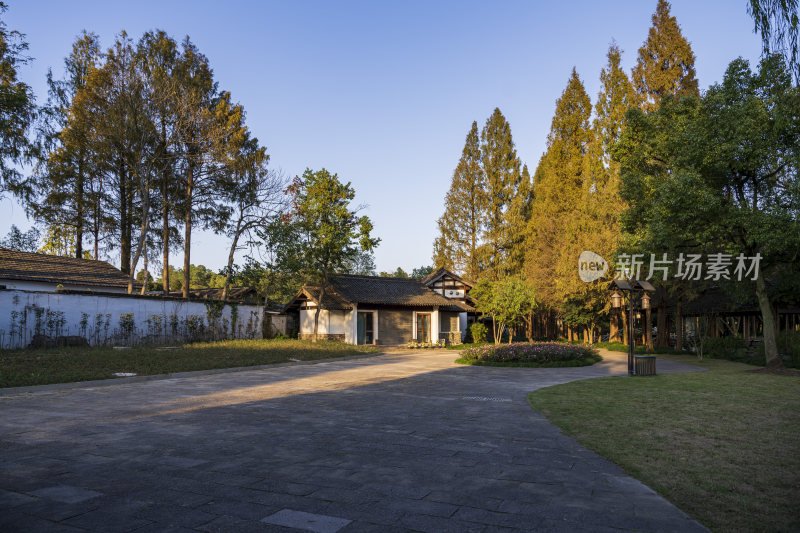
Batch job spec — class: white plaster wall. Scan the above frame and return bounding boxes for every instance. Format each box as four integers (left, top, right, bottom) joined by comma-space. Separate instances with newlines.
299, 309, 348, 335
328, 310, 346, 334
0, 280, 127, 293
299, 309, 317, 333
345, 304, 357, 344
0, 289, 263, 349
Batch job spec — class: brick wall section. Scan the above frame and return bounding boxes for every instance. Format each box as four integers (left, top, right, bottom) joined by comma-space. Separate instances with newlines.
377, 308, 413, 345
439, 311, 459, 332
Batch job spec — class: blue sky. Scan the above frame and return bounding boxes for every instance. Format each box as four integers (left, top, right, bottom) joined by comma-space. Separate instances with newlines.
2, 1, 763, 274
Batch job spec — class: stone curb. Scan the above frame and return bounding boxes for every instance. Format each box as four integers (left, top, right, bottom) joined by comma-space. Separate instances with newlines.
0, 351, 389, 397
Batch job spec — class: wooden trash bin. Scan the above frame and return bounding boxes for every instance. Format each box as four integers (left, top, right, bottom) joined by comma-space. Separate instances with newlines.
634, 355, 656, 376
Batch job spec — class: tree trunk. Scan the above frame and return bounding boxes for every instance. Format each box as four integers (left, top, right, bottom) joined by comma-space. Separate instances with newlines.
162, 173, 170, 294
755, 275, 783, 368
621, 310, 628, 345
656, 304, 667, 348
119, 159, 131, 274
676, 298, 684, 351
75, 162, 84, 259
183, 161, 194, 299
744, 315, 750, 342
128, 176, 150, 295
140, 245, 148, 295
222, 221, 242, 301
610, 313, 619, 342
313, 284, 326, 343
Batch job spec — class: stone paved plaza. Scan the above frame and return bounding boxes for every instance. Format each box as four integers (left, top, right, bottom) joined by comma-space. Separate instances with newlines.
0, 349, 708, 532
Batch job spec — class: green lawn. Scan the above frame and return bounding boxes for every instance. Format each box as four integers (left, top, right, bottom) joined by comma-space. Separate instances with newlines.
0, 339, 380, 388
528, 354, 800, 533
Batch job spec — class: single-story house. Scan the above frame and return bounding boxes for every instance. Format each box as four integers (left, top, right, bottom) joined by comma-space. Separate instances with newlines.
0, 248, 137, 293
284, 268, 476, 345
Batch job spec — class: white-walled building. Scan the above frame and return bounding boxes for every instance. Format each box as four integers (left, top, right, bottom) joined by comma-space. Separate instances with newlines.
285, 268, 476, 345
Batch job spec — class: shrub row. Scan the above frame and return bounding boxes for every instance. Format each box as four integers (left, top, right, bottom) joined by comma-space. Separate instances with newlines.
458, 342, 600, 367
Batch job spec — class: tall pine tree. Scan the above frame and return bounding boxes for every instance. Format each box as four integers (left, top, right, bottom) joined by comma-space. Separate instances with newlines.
632, 0, 699, 111
525, 69, 592, 307
33, 31, 103, 259
432, 121, 485, 281
479, 108, 522, 281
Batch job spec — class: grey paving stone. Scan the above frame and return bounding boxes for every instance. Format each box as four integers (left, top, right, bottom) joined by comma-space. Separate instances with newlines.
0, 350, 709, 532
151, 455, 208, 468
28, 484, 103, 504
197, 497, 278, 521
453, 506, 543, 529
261, 508, 352, 533
200, 514, 291, 532
0, 488, 38, 507
0, 511, 86, 532
63, 509, 154, 532
133, 503, 220, 528
399, 512, 488, 533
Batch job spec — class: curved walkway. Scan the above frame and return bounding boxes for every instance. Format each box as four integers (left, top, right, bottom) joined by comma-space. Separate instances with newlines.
0, 348, 707, 532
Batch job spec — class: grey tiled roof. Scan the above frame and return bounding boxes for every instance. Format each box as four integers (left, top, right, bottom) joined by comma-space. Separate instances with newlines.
333, 275, 458, 307
0, 248, 135, 290
420, 267, 474, 287
288, 274, 475, 311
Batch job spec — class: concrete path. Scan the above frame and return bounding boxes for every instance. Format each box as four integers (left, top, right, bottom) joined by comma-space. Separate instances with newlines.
0, 348, 707, 532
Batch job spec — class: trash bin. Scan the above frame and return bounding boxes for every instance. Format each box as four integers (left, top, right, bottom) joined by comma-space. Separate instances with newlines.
634, 355, 656, 376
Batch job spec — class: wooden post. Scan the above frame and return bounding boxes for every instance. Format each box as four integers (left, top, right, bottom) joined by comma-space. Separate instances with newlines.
744, 316, 750, 342
646, 307, 654, 351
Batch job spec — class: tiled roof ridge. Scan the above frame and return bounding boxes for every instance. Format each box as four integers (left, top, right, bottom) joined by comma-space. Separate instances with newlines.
333, 273, 424, 283
0, 247, 117, 268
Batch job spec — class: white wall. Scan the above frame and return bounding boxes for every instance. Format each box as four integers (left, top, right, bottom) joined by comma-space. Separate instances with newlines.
346, 304, 357, 344
0, 289, 263, 349
299, 309, 347, 335
0, 279, 127, 294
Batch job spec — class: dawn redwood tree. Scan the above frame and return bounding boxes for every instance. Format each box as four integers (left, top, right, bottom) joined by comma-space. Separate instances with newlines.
433, 121, 486, 281
138, 30, 182, 293
283, 168, 379, 341
480, 108, 524, 280
632, 0, 699, 111
171, 37, 249, 298
0, 2, 35, 197
525, 69, 592, 309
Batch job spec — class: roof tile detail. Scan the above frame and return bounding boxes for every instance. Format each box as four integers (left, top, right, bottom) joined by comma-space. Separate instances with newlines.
0, 248, 133, 290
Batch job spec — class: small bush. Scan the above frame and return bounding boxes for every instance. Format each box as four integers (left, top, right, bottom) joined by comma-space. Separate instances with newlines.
458, 342, 600, 367
776, 331, 800, 367
703, 336, 747, 359
757, 331, 800, 368
470, 322, 488, 343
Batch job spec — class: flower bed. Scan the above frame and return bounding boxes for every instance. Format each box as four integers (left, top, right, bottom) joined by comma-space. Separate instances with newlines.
456, 342, 601, 367
407, 340, 446, 349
